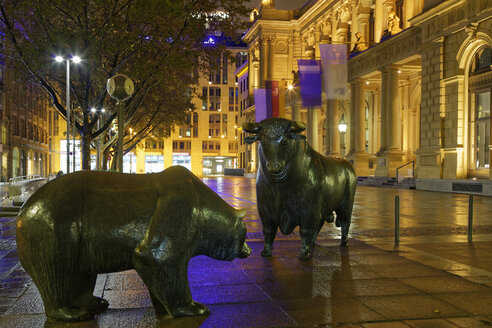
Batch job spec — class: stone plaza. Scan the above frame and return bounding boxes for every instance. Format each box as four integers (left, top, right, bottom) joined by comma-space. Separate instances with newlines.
0, 177, 491, 327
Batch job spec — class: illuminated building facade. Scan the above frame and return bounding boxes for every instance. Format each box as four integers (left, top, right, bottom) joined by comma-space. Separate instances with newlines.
243, 0, 492, 181
0, 62, 52, 181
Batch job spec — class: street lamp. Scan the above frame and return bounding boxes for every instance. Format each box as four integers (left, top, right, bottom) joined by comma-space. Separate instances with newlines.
338, 119, 347, 133
55, 55, 81, 173
338, 117, 347, 157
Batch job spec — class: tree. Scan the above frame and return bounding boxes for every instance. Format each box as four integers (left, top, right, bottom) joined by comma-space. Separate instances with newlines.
0, 0, 249, 169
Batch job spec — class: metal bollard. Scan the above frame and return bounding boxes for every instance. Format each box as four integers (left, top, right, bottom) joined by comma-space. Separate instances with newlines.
395, 195, 400, 246
468, 194, 473, 243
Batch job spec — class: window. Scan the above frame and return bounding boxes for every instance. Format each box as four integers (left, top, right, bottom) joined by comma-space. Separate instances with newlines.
222, 54, 228, 84
229, 87, 235, 111
475, 91, 490, 169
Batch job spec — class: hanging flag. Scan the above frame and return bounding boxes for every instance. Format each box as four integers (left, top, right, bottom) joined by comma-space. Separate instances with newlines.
319, 44, 349, 99
297, 59, 322, 107
254, 88, 271, 122
265, 80, 280, 117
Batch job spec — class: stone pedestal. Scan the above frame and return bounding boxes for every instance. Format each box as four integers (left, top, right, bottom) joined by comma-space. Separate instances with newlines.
351, 153, 371, 176
375, 150, 405, 177
415, 147, 442, 179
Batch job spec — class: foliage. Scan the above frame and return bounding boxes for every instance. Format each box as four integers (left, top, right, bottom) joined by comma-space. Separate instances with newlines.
0, 0, 249, 169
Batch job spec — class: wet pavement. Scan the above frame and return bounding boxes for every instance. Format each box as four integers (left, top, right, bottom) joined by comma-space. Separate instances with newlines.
1, 177, 492, 327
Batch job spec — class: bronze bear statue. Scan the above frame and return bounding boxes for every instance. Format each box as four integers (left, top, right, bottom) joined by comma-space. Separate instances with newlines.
16, 166, 251, 322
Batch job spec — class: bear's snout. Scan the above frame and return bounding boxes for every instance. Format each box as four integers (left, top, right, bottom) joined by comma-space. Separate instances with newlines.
238, 242, 251, 258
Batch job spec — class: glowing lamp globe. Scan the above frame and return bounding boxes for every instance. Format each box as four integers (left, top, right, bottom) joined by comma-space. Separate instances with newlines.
107, 74, 134, 101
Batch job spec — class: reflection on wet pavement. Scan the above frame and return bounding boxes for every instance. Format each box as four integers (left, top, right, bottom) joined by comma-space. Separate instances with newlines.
0, 177, 492, 327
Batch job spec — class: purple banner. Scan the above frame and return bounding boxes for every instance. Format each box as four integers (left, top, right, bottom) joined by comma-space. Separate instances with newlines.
297, 59, 322, 107
319, 44, 348, 99
254, 88, 272, 122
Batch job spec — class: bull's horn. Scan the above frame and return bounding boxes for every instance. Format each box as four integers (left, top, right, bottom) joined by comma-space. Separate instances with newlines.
290, 121, 306, 133
242, 122, 260, 134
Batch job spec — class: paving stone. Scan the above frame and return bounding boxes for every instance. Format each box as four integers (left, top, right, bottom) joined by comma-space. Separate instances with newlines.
400, 276, 492, 294
357, 294, 467, 320
361, 322, 412, 328
432, 292, 492, 315
445, 317, 492, 328
278, 297, 385, 325
404, 318, 460, 327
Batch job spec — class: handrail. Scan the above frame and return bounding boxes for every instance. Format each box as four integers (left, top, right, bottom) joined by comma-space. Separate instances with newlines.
9, 174, 42, 183
396, 161, 415, 184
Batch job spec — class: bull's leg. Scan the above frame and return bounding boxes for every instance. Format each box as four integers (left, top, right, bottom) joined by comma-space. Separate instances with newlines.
298, 226, 318, 261
261, 224, 278, 257
336, 199, 355, 247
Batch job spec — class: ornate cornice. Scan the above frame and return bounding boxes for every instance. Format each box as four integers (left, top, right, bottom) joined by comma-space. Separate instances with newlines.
348, 27, 422, 81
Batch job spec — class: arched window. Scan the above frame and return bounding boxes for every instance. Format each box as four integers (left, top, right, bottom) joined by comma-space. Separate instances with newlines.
471, 47, 491, 74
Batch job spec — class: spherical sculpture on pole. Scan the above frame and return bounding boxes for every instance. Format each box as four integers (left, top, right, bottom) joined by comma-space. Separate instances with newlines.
107, 74, 134, 102
107, 74, 134, 173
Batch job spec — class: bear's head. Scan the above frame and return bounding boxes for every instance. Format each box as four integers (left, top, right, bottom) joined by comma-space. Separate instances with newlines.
199, 208, 251, 261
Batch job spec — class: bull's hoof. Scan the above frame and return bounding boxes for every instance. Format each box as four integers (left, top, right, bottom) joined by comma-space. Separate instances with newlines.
261, 248, 272, 257
340, 236, 348, 247
49, 306, 92, 322
171, 301, 210, 318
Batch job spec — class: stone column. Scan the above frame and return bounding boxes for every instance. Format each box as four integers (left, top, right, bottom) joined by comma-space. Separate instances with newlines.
379, 67, 389, 152
356, 79, 367, 154
259, 37, 268, 88
267, 37, 274, 80
348, 81, 357, 156
291, 91, 300, 122
329, 99, 340, 156
374, 0, 384, 43
307, 107, 318, 151
387, 65, 401, 151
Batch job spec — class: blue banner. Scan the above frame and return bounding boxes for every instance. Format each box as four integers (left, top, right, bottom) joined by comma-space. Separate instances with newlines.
297, 59, 322, 107
254, 88, 272, 122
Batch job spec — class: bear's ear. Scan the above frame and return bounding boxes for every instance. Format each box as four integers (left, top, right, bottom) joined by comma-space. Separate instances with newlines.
235, 208, 247, 219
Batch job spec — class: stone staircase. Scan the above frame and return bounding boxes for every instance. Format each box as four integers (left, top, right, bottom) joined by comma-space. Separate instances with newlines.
357, 176, 416, 189
0, 204, 21, 217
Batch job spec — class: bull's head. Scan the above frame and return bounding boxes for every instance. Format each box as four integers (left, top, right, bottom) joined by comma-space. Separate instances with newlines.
242, 118, 306, 182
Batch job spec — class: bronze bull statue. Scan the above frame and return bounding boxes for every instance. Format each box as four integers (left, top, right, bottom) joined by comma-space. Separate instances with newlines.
16, 166, 251, 322
243, 118, 356, 260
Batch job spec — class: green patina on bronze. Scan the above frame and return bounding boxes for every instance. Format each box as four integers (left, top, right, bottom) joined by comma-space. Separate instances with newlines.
16, 166, 251, 322
243, 118, 356, 260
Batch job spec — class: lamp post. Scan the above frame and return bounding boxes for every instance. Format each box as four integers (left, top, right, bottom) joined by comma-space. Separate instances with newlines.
55, 55, 81, 173
107, 74, 134, 173
338, 117, 347, 157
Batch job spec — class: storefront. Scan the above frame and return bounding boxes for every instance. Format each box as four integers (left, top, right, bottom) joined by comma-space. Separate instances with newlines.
202, 156, 234, 176
145, 155, 164, 173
